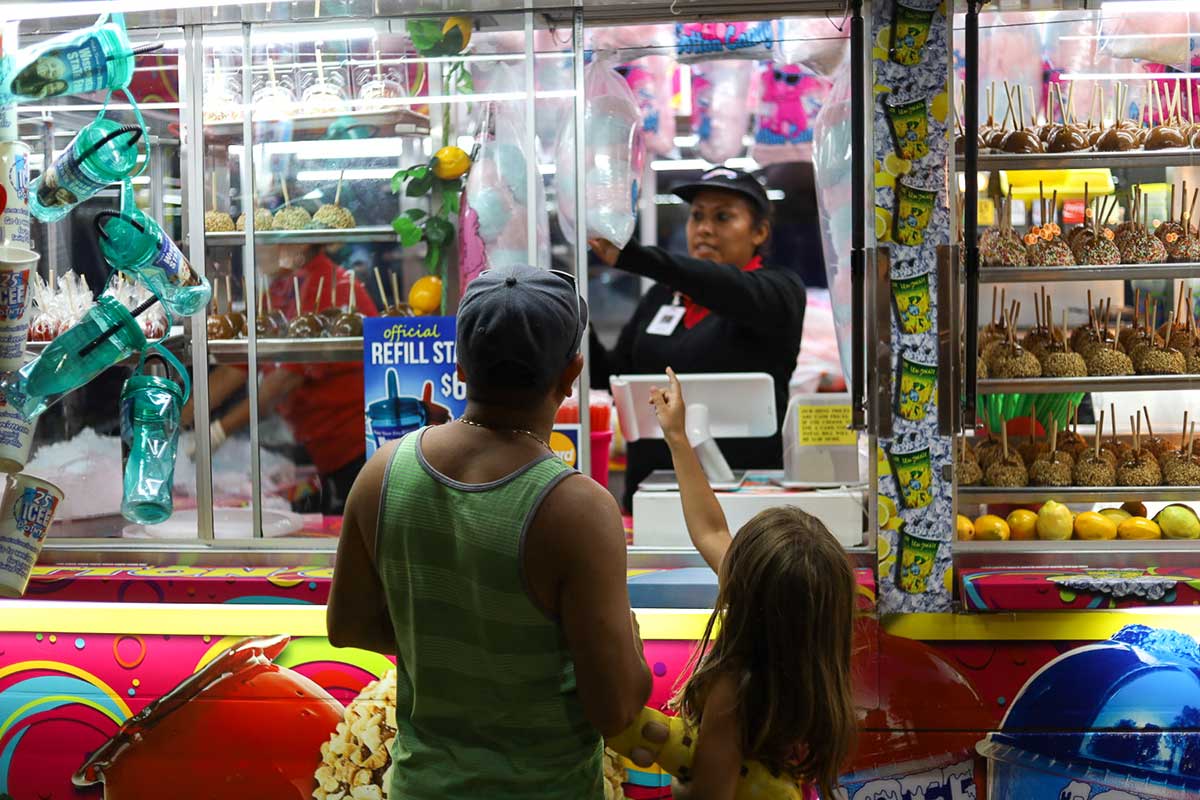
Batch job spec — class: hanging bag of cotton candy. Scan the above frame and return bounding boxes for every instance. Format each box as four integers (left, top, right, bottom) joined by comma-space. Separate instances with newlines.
459, 65, 551, 293
555, 57, 646, 249
690, 60, 757, 164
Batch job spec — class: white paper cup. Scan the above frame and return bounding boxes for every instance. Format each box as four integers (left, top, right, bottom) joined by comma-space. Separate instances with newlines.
0, 246, 37, 372
0, 472, 62, 598
0, 386, 34, 473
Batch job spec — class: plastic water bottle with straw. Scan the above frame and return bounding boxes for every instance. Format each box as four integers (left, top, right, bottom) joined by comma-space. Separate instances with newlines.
366, 368, 428, 449
0, 294, 149, 420
120, 346, 189, 524
95, 181, 211, 318
0, 14, 151, 104
30, 89, 146, 223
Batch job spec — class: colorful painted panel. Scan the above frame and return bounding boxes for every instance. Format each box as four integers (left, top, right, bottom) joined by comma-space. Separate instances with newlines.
961, 568, 1200, 611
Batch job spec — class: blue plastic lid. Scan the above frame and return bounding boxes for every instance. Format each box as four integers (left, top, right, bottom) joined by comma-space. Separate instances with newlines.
986, 625, 1200, 791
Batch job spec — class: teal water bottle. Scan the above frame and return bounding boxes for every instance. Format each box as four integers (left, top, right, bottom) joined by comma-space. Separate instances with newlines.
95, 181, 211, 317
31, 89, 146, 223
0, 294, 147, 420
1, 14, 135, 104
120, 345, 189, 524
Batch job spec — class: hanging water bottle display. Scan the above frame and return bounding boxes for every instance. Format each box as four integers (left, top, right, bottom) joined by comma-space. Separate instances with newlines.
120, 346, 190, 524
0, 14, 137, 104
30, 89, 147, 223
0, 294, 148, 421
95, 181, 211, 317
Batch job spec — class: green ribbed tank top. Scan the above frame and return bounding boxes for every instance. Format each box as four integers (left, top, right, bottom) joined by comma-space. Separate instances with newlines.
377, 429, 604, 799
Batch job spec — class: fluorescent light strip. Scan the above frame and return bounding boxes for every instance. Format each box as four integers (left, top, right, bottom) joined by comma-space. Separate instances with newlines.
296, 168, 395, 181
2, 0, 272, 21
651, 157, 761, 173
1059, 73, 1200, 81
228, 137, 411, 159
17, 102, 182, 112
1102, 0, 1196, 11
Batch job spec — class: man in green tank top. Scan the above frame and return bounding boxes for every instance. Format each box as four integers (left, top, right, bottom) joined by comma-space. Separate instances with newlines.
328, 264, 653, 798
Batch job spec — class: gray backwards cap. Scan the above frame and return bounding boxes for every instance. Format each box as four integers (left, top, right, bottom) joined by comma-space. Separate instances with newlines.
456, 264, 588, 392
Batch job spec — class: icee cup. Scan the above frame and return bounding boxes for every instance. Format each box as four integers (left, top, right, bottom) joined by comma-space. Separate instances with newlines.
0, 472, 63, 597
978, 624, 1200, 800
74, 635, 345, 800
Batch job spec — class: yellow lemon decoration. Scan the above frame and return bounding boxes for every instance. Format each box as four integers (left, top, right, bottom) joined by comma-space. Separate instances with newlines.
876, 172, 896, 190
1006, 509, 1038, 541
955, 514, 975, 541
442, 16, 473, 51
883, 152, 912, 176
877, 448, 891, 476
1075, 511, 1118, 541
432, 146, 471, 180
931, 92, 949, 126
943, 564, 954, 594
876, 207, 893, 242
878, 533, 892, 561
1118, 517, 1162, 540
974, 514, 1010, 541
408, 275, 444, 315
875, 27, 892, 49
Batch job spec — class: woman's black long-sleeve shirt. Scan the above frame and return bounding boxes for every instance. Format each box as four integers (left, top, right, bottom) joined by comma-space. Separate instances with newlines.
589, 241, 807, 510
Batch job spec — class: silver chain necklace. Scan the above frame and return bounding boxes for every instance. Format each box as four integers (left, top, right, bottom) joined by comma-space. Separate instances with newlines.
457, 417, 550, 451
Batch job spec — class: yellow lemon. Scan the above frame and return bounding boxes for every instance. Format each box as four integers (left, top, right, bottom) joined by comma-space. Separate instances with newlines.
883, 152, 912, 177
1006, 509, 1038, 541
931, 92, 949, 125
442, 16, 473, 52
432, 146, 471, 180
974, 514, 1010, 541
408, 275, 444, 315
1099, 508, 1132, 526
875, 207, 893, 242
956, 514, 975, 541
876, 172, 896, 190
877, 447, 891, 476
1118, 516, 1162, 540
1075, 511, 1118, 540
878, 534, 892, 561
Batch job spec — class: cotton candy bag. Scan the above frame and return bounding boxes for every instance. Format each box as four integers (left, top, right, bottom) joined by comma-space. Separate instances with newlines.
691, 60, 755, 164
623, 55, 676, 157
555, 58, 645, 249
459, 66, 551, 293
752, 63, 831, 166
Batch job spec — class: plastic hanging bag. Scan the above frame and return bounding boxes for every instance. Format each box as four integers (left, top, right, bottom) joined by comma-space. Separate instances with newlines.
623, 55, 677, 157
811, 51, 854, 382
459, 65, 552, 293
778, 17, 849, 77
1, 13, 136, 104
31, 88, 147, 223
1099, 10, 1192, 70
675, 21, 781, 64
691, 60, 755, 164
751, 63, 832, 166
534, 28, 576, 163
555, 57, 646, 250
120, 343, 189, 524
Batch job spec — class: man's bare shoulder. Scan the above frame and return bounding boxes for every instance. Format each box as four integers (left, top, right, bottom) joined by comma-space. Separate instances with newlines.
530, 472, 626, 555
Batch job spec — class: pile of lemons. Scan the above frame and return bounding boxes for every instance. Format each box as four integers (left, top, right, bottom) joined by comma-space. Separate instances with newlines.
955, 501, 1187, 542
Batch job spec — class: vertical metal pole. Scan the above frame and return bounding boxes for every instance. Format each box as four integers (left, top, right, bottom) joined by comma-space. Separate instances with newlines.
241, 23, 264, 538
523, 12, 539, 265
39, 120, 59, 279
149, 140, 165, 224
849, 0, 866, 430
573, 8, 590, 476
182, 24, 214, 542
963, 0, 980, 428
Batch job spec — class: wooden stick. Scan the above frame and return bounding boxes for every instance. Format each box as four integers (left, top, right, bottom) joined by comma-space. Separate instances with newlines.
334, 169, 344, 207
315, 276, 326, 312
373, 268, 389, 308
280, 175, 290, 207
1001, 423, 1009, 460
991, 286, 998, 328
1033, 292, 1041, 330
1189, 421, 1196, 459
1183, 410, 1189, 450
1144, 406, 1155, 440
1132, 414, 1139, 452
1050, 420, 1058, 454
293, 276, 302, 317
211, 172, 218, 213
1067, 81, 1075, 125
390, 272, 401, 310
224, 274, 232, 316
1063, 310, 1071, 353
1095, 410, 1104, 458
348, 272, 356, 313
1113, 310, 1122, 350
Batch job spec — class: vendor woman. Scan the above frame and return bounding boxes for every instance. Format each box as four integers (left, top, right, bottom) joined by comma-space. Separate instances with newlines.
589, 167, 806, 510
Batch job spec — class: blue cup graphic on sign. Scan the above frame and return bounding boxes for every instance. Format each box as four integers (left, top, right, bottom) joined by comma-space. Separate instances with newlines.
365, 370, 452, 448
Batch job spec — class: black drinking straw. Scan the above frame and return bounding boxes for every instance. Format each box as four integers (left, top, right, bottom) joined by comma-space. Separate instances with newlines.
78, 295, 158, 358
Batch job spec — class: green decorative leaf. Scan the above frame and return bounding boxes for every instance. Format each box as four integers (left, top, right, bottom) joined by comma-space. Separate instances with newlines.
391, 215, 423, 247
424, 216, 454, 245
439, 27, 465, 56
425, 241, 442, 272
391, 171, 406, 195
405, 208, 427, 221
406, 173, 435, 197
409, 165, 430, 181
442, 187, 461, 215
406, 19, 444, 53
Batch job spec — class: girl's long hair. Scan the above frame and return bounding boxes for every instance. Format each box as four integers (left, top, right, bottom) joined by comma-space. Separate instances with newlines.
673, 507, 858, 800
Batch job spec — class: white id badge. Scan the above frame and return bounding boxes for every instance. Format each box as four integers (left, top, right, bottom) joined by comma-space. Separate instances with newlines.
646, 304, 685, 336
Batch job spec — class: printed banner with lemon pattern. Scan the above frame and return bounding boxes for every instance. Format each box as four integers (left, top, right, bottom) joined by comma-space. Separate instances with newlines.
874, 0, 955, 614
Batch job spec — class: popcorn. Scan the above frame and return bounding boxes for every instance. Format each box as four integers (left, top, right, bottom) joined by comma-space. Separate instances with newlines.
313, 669, 630, 800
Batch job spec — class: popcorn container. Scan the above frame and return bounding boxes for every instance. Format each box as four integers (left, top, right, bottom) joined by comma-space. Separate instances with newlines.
0, 246, 38, 371
0, 472, 63, 598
